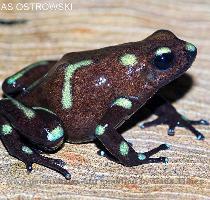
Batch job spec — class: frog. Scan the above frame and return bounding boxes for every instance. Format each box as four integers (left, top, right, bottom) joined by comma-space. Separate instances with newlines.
0, 30, 208, 179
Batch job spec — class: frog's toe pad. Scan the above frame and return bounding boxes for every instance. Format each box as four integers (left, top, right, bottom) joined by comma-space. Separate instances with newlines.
199, 119, 209, 125
196, 134, 205, 140
26, 163, 33, 173
64, 172, 71, 180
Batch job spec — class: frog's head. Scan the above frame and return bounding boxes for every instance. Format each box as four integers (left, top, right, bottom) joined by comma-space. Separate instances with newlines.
137, 29, 197, 92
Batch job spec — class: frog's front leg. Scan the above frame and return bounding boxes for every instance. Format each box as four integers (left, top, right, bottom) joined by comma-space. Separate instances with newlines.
0, 97, 71, 179
95, 96, 169, 166
2, 60, 57, 95
140, 95, 209, 140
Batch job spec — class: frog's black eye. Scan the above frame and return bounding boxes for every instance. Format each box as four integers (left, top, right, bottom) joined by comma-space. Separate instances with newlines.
153, 47, 174, 70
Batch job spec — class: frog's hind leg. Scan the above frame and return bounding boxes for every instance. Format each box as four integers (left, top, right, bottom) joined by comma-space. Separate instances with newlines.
95, 96, 169, 166
140, 94, 209, 140
2, 60, 57, 95
0, 97, 70, 179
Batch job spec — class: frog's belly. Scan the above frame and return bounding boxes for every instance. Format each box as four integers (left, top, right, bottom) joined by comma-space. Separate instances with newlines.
65, 127, 96, 143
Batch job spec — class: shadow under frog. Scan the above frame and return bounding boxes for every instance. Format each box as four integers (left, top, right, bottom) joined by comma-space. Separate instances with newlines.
118, 73, 194, 133
0, 30, 208, 179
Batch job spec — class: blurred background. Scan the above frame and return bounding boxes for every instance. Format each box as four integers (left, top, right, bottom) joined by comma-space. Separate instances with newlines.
0, 0, 209, 199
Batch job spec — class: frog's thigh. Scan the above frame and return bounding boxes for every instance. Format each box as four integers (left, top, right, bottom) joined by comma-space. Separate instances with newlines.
2, 60, 57, 95
0, 97, 64, 150
0, 114, 70, 179
95, 96, 169, 166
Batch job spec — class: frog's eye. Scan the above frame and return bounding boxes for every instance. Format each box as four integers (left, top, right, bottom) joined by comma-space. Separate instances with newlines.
153, 47, 174, 70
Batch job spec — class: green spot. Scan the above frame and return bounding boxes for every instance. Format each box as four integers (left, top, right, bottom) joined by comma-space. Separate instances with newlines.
7, 61, 48, 85
155, 47, 171, 56
138, 153, 146, 160
33, 107, 56, 115
22, 146, 33, 154
165, 143, 172, 149
47, 126, 64, 141
62, 60, 93, 109
181, 115, 189, 121
185, 43, 196, 52
119, 141, 129, 156
1, 124, 13, 135
113, 97, 132, 109
120, 54, 138, 67
8, 97, 35, 119
95, 124, 108, 136
164, 157, 169, 164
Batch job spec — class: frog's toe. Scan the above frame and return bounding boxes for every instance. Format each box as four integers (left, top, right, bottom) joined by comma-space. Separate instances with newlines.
26, 163, 33, 173
64, 173, 71, 180
167, 127, 175, 136
52, 158, 66, 167
180, 118, 209, 126
196, 133, 205, 140
136, 144, 170, 165
197, 119, 209, 125
177, 116, 207, 140
137, 153, 168, 164
32, 154, 71, 179
97, 150, 106, 157
139, 117, 163, 129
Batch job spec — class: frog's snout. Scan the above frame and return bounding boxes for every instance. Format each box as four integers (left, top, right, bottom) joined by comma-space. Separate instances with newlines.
185, 42, 197, 62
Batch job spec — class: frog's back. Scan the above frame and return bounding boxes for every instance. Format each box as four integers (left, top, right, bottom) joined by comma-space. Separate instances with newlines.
22, 50, 120, 142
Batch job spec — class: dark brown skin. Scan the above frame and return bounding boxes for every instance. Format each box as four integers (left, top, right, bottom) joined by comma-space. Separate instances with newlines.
0, 30, 208, 179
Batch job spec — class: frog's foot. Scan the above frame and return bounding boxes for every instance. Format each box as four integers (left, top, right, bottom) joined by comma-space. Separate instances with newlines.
97, 142, 170, 165
21, 148, 70, 179
96, 126, 170, 166
140, 106, 209, 140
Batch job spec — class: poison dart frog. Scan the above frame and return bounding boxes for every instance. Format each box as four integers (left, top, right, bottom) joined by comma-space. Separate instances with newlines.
0, 30, 208, 179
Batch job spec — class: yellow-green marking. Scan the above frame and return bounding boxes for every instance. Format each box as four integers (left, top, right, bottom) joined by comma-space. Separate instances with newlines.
62, 60, 93, 109
119, 141, 129, 156
185, 43, 196, 52
1, 124, 13, 135
47, 126, 64, 141
155, 47, 171, 56
9, 97, 35, 119
7, 61, 48, 85
22, 146, 33, 154
138, 153, 146, 160
95, 124, 108, 136
113, 97, 132, 109
120, 54, 138, 67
